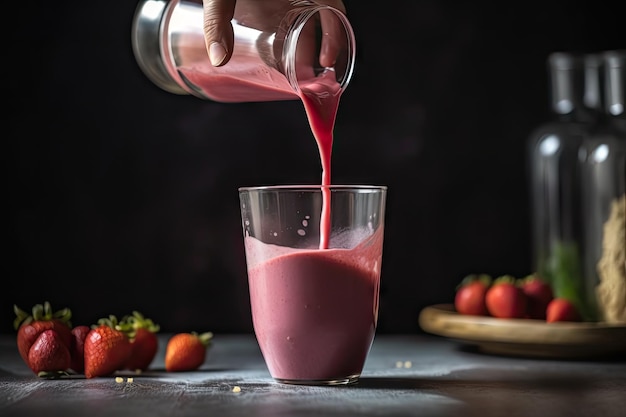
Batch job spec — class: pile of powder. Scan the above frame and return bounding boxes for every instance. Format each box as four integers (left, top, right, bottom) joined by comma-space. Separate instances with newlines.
596, 193, 626, 323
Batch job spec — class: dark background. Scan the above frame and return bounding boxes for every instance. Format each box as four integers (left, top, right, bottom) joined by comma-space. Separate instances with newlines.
5, 1, 623, 335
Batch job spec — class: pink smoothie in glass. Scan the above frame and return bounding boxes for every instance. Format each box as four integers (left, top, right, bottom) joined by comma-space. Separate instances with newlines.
245, 227, 383, 382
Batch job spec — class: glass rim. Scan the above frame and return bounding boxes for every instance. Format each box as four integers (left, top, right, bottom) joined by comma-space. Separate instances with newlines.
283, 3, 356, 94
238, 184, 387, 192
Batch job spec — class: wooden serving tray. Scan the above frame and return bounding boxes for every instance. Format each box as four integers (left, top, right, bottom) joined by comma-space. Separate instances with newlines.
418, 304, 626, 359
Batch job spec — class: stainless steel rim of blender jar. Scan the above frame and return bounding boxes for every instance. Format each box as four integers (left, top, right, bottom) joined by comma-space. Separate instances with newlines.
132, 0, 188, 95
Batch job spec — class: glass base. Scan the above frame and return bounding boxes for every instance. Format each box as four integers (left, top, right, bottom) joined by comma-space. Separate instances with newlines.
274, 374, 360, 386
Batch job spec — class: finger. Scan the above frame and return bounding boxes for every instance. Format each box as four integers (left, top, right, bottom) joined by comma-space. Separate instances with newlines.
295, 2, 348, 86
203, 0, 236, 66
319, 9, 344, 68
294, 15, 318, 82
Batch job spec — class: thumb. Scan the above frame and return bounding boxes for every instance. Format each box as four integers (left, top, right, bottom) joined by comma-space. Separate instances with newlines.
203, 0, 236, 67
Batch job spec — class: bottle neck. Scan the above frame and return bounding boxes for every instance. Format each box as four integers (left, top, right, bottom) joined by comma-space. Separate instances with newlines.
584, 54, 604, 114
604, 50, 626, 120
548, 52, 598, 123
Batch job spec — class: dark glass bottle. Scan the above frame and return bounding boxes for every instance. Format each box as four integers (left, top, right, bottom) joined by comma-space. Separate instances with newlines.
528, 52, 601, 320
579, 50, 626, 323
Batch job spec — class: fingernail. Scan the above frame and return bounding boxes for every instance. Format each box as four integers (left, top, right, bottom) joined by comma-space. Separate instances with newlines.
209, 42, 227, 66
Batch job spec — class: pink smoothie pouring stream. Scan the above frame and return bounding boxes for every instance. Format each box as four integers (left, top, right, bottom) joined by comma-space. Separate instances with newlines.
244, 72, 383, 382
299, 70, 342, 250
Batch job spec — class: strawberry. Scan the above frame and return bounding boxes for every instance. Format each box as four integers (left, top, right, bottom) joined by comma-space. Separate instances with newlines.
27, 329, 71, 375
546, 298, 582, 323
83, 316, 132, 379
69, 325, 91, 373
485, 275, 528, 319
454, 274, 492, 316
118, 311, 160, 371
14, 302, 73, 373
518, 274, 554, 320
124, 328, 158, 371
165, 332, 213, 372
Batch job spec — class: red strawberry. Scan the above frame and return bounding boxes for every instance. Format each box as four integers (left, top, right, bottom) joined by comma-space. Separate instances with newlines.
546, 298, 582, 323
165, 332, 213, 372
69, 325, 91, 373
124, 328, 158, 371
118, 311, 160, 371
454, 274, 492, 316
27, 329, 71, 375
14, 302, 73, 372
83, 316, 131, 379
485, 275, 528, 319
518, 274, 554, 320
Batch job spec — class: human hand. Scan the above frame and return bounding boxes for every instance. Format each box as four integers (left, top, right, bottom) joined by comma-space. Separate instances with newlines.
202, 0, 347, 67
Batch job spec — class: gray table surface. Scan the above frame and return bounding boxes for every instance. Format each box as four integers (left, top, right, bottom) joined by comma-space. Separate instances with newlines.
1, 333, 625, 417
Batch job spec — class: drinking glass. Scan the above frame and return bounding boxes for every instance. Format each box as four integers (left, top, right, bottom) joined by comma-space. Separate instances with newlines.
239, 185, 386, 385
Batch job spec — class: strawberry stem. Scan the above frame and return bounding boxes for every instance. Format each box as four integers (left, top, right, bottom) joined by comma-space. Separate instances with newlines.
95, 315, 121, 329
519, 272, 545, 284
195, 332, 214, 347
456, 273, 492, 290
13, 305, 30, 330
493, 275, 517, 285
13, 302, 72, 331
117, 311, 160, 338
